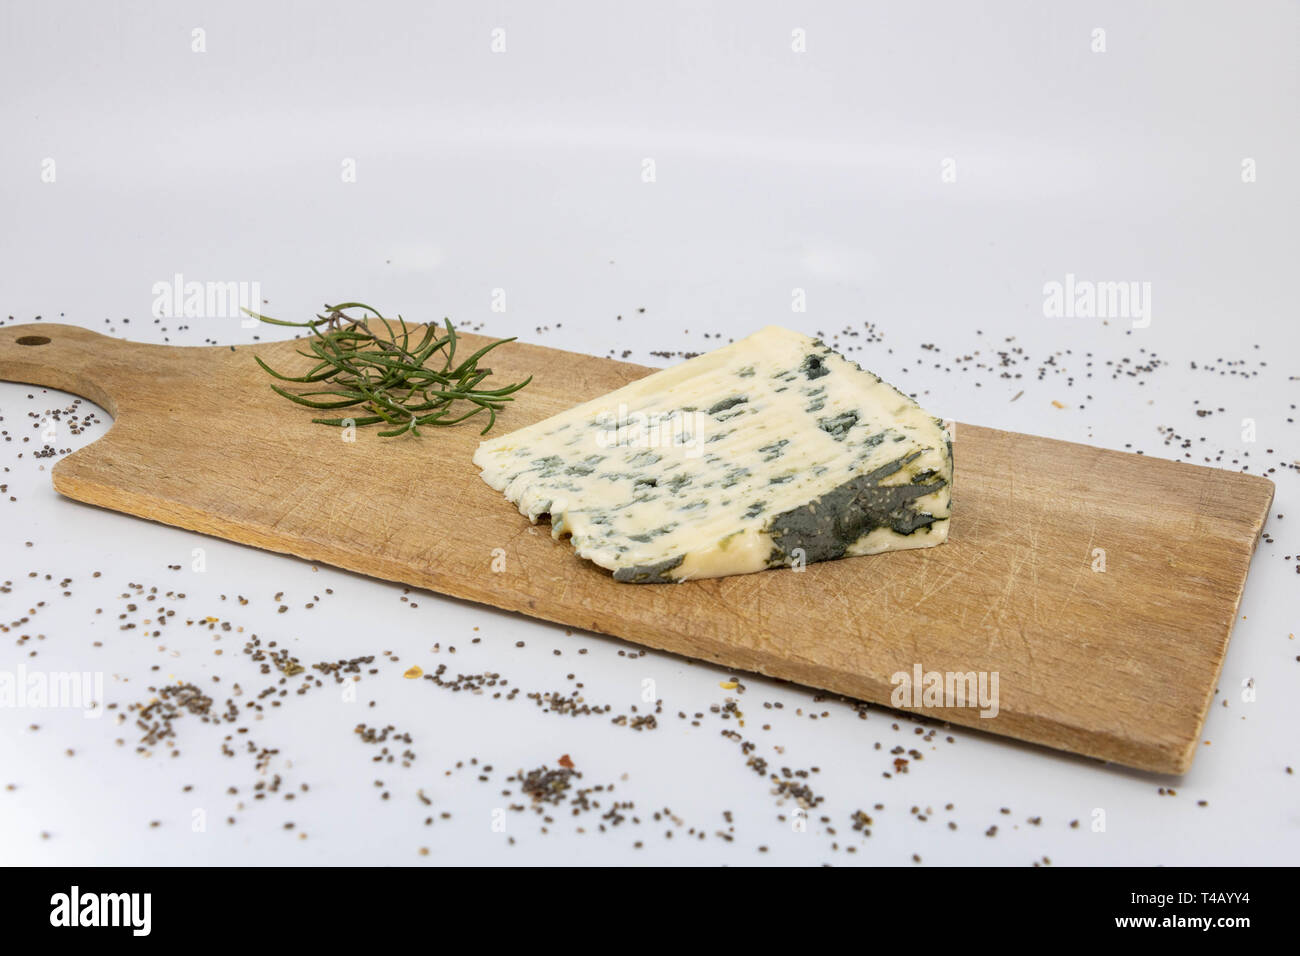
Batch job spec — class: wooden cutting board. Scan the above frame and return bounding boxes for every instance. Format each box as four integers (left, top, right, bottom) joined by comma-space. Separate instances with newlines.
0, 323, 1273, 774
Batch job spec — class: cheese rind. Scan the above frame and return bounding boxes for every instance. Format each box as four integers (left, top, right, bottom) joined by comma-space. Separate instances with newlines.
473, 326, 952, 582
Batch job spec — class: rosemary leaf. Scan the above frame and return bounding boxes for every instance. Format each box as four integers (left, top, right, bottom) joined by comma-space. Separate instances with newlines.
246, 303, 530, 437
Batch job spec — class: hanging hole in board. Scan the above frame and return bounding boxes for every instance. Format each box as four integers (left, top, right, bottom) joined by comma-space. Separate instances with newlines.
16, 335, 51, 346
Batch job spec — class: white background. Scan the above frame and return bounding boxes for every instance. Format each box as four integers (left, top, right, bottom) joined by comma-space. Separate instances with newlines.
0, 1, 1296, 865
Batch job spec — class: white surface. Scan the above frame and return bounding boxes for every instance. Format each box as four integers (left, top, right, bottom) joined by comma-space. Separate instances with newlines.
0, 1, 1296, 866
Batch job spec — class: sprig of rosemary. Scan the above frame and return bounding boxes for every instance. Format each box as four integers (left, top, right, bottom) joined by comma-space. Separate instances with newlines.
244, 302, 531, 437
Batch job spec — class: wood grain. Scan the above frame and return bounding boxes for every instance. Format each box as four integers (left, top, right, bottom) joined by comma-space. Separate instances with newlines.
0, 322, 1274, 774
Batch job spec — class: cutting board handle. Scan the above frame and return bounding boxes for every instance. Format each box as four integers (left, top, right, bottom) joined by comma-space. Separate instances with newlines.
0, 323, 153, 417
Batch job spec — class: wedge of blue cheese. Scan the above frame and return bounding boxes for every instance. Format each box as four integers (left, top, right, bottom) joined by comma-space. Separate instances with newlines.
473, 326, 952, 583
